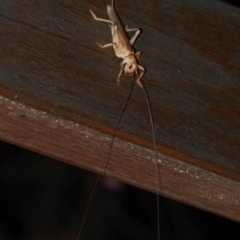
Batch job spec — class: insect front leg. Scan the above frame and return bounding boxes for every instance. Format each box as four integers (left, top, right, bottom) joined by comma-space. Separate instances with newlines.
135, 51, 141, 59
136, 65, 145, 88
117, 66, 124, 85
125, 25, 141, 45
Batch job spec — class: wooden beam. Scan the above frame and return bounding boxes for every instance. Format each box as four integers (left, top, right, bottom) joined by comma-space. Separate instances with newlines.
0, 0, 240, 222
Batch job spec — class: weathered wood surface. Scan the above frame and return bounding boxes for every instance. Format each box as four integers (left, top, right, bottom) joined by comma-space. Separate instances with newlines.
0, 0, 240, 222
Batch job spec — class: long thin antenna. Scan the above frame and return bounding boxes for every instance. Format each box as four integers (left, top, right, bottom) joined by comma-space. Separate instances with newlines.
103, 80, 135, 174
76, 174, 99, 240
76, 80, 135, 240
140, 80, 161, 240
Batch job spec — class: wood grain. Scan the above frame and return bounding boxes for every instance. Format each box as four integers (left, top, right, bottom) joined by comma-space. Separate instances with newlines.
0, 0, 240, 222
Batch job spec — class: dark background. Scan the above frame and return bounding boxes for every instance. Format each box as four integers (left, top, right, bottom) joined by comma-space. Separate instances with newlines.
0, 140, 240, 240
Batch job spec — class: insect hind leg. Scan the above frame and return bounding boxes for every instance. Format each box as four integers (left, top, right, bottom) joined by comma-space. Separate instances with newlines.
89, 9, 113, 24
96, 42, 113, 48
125, 25, 141, 45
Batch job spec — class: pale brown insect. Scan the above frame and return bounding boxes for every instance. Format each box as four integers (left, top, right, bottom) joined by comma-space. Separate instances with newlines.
89, 0, 145, 88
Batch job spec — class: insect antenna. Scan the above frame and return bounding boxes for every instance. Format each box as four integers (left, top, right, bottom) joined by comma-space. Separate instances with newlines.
103, 79, 135, 174
139, 77, 162, 240
76, 78, 135, 240
76, 174, 99, 240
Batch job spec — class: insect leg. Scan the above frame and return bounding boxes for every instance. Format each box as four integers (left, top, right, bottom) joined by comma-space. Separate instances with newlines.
117, 66, 124, 85
96, 42, 113, 48
135, 51, 141, 59
125, 25, 141, 45
89, 9, 113, 24
136, 65, 145, 88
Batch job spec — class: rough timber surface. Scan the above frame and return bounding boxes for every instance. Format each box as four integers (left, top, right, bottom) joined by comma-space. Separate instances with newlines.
0, 0, 240, 222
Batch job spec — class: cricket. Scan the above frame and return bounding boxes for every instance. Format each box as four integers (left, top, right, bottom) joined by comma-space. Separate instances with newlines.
89, 0, 145, 88
77, 1, 161, 239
